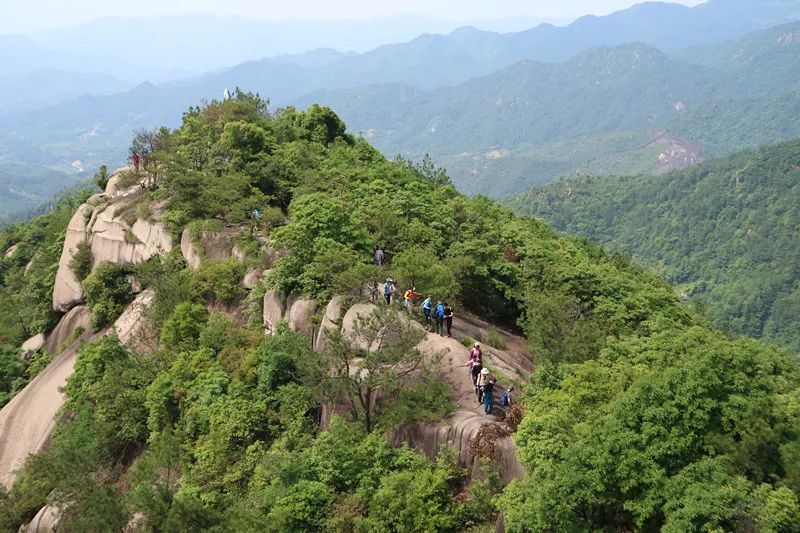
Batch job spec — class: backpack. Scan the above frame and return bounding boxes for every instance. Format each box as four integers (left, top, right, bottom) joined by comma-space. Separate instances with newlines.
500, 392, 510, 406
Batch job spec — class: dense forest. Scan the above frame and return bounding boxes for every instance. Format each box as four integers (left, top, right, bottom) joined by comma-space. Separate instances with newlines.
1, 94, 799, 531
507, 140, 800, 354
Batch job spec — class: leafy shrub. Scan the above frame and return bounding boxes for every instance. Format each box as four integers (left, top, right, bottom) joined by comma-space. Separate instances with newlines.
192, 259, 245, 304
482, 328, 507, 350
93, 164, 109, 190
68, 241, 92, 282
0, 346, 25, 407
160, 302, 208, 351
392, 246, 459, 299
82, 262, 134, 331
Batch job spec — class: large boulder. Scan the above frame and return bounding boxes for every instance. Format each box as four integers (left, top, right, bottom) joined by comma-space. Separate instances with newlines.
179, 229, 202, 269
52, 199, 172, 312
315, 296, 345, 352
52, 205, 91, 312
0, 347, 79, 488
243, 268, 267, 290
20, 334, 45, 361
263, 289, 283, 336
4, 244, 18, 258
180, 227, 240, 269
285, 294, 316, 338
19, 504, 61, 532
103, 167, 131, 197
340, 303, 379, 350
391, 412, 524, 486
114, 290, 155, 349
89, 206, 172, 265
45, 306, 91, 355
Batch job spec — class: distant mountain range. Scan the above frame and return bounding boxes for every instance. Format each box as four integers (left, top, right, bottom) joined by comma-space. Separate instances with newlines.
505, 139, 800, 353
307, 21, 800, 194
1, 0, 799, 217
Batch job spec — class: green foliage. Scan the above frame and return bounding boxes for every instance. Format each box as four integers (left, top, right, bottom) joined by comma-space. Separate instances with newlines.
481, 328, 507, 350
367, 468, 455, 532
320, 306, 441, 432
82, 261, 133, 331
0, 345, 25, 407
392, 246, 459, 299
0, 189, 90, 347
5, 95, 800, 532
332, 262, 382, 301
266, 480, 334, 531
160, 302, 208, 351
500, 326, 800, 531
509, 140, 800, 352
93, 164, 110, 190
192, 258, 246, 304
523, 290, 604, 364
68, 241, 92, 282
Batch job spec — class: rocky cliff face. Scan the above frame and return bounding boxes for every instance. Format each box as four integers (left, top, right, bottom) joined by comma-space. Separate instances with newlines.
647, 129, 705, 175
52, 183, 173, 312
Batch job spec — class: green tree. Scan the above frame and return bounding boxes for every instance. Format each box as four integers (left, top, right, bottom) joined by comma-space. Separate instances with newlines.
160, 302, 208, 351
82, 262, 133, 330
320, 306, 441, 432
93, 164, 110, 190
392, 246, 459, 299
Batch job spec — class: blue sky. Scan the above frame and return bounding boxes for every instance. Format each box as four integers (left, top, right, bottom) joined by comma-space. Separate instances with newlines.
2, 0, 706, 33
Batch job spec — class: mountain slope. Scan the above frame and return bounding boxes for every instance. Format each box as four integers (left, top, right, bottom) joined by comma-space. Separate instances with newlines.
1, 95, 799, 532
0, 69, 132, 112
506, 140, 800, 352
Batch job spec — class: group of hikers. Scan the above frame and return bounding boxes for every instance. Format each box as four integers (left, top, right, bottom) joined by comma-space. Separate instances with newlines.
467, 341, 513, 415
370, 247, 513, 416
375, 278, 454, 337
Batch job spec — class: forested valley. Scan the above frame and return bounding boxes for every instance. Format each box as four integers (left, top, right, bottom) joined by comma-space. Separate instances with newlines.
507, 140, 800, 354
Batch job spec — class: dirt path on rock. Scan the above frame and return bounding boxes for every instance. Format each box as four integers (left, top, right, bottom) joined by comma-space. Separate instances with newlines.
0, 348, 77, 489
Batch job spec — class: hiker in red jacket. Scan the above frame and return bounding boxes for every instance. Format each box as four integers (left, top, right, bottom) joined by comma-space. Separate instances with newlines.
466, 342, 483, 386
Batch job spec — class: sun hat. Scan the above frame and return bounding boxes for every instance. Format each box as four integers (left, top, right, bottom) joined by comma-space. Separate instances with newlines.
481, 368, 490, 375
474, 341, 480, 347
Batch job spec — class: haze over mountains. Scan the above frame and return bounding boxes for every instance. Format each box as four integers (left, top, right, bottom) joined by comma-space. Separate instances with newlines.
1, 0, 799, 217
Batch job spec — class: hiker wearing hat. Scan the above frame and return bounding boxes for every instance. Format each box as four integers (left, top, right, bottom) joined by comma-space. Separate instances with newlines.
404, 287, 421, 311
467, 342, 483, 386
476, 367, 491, 404
383, 278, 394, 305
483, 377, 497, 414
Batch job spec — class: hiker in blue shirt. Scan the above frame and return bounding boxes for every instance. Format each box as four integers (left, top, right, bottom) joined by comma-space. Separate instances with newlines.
421, 295, 433, 328
383, 278, 394, 305
435, 301, 446, 336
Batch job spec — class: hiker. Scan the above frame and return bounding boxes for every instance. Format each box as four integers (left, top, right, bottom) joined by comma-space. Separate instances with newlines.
435, 301, 445, 336
373, 247, 384, 267
132, 153, 141, 171
383, 278, 394, 305
476, 367, 490, 404
370, 280, 379, 302
467, 342, 483, 386
483, 378, 496, 414
391, 279, 401, 303
404, 287, 421, 311
421, 295, 434, 327
443, 302, 454, 337
500, 386, 514, 407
